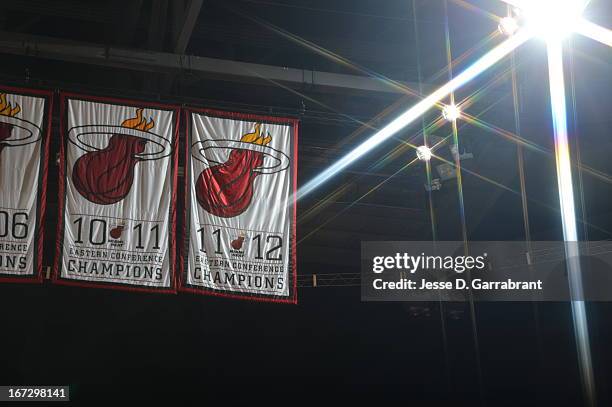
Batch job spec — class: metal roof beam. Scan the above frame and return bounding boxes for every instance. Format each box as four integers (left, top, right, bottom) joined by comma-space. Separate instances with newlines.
173, 0, 204, 53
0, 30, 426, 96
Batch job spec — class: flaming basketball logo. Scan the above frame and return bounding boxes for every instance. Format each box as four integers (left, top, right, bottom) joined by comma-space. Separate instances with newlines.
0, 93, 42, 170
110, 223, 126, 239
231, 233, 246, 250
68, 107, 172, 205
192, 123, 290, 218
0, 94, 21, 156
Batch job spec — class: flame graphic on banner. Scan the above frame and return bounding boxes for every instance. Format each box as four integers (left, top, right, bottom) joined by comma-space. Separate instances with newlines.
240, 123, 271, 145
121, 108, 154, 131
0, 93, 20, 118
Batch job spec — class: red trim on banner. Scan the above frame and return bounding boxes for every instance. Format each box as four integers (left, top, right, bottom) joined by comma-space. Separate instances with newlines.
37, 89, 53, 283
52, 93, 67, 284
179, 107, 299, 304
179, 285, 299, 304
52, 91, 180, 294
0, 85, 54, 98
0, 276, 46, 284
0, 85, 53, 285
188, 107, 300, 126
179, 107, 189, 289
58, 91, 180, 111
51, 276, 180, 294
170, 103, 181, 292
291, 120, 298, 304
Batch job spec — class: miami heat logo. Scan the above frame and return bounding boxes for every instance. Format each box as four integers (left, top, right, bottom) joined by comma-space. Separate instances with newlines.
192, 123, 289, 218
68, 108, 172, 205
0, 93, 42, 163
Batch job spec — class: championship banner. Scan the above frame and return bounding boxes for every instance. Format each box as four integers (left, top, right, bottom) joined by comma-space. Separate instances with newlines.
181, 109, 298, 303
53, 94, 179, 292
0, 86, 52, 283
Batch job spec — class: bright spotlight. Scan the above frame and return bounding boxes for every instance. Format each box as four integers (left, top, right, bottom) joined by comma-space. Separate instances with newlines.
442, 104, 461, 121
498, 16, 519, 36
416, 145, 432, 161
510, 0, 588, 40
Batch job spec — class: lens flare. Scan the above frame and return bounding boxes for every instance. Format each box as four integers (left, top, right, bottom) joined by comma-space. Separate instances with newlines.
576, 19, 612, 47
416, 145, 433, 161
502, 0, 587, 40
296, 31, 530, 200
442, 104, 461, 121
498, 16, 519, 36
547, 39, 596, 407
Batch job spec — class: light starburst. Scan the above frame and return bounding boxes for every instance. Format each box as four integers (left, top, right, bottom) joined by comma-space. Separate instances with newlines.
500, 1, 609, 406
295, 5, 611, 403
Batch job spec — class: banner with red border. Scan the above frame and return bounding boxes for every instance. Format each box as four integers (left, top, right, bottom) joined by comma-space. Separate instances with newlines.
181, 108, 298, 303
0, 85, 52, 284
53, 93, 179, 293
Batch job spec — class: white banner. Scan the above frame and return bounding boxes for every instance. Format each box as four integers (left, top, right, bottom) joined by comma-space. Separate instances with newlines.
0, 87, 51, 282
54, 94, 178, 292
182, 110, 297, 303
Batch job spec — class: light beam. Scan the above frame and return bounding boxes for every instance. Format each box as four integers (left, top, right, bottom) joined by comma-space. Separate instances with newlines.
547, 39, 596, 407
576, 19, 612, 47
296, 30, 531, 200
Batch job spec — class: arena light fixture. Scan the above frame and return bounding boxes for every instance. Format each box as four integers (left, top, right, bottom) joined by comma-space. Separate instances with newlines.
498, 16, 520, 36
442, 104, 461, 122
416, 145, 433, 161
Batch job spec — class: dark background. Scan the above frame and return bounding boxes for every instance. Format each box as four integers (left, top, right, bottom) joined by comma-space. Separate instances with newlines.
0, 0, 611, 405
